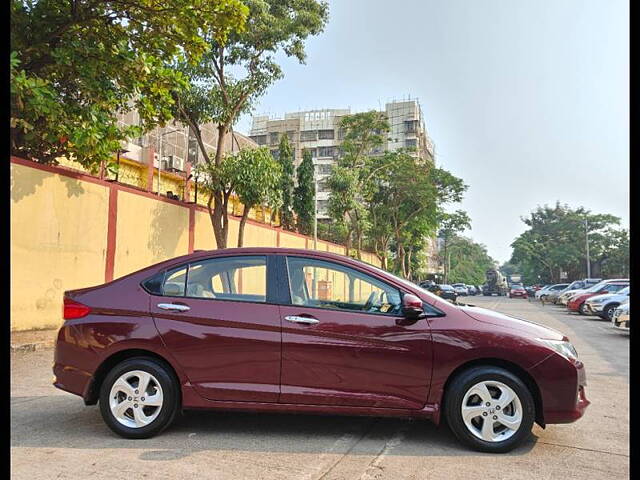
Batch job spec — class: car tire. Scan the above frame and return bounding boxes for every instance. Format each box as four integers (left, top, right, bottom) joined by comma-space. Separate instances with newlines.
578, 302, 588, 315
602, 304, 619, 322
444, 366, 535, 453
99, 357, 180, 439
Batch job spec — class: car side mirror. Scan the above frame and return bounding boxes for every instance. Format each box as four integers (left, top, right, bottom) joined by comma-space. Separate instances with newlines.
402, 294, 426, 319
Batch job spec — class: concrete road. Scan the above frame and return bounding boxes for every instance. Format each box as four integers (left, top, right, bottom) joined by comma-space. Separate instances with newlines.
11, 296, 629, 479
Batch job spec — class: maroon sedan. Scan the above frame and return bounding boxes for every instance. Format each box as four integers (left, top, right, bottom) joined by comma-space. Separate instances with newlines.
53, 248, 589, 453
508, 285, 528, 299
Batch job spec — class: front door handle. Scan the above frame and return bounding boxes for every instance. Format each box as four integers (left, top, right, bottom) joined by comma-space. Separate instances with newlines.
284, 315, 319, 325
157, 303, 190, 312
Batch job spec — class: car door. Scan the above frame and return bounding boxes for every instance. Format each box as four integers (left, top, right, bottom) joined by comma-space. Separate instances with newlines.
278, 255, 432, 410
148, 254, 282, 403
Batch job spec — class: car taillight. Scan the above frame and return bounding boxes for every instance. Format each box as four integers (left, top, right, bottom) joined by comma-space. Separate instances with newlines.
63, 298, 91, 319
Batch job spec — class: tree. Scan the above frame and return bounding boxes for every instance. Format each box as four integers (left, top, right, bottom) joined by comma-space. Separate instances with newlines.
447, 236, 496, 285
509, 202, 625, 283
171, 0, 328, 248
233, 148, 283, 247
10, 0, 247, 168
277, 135, 296, 230
326, 111, 390, 257
294, 149, 315, 235
437, 210, 471, 283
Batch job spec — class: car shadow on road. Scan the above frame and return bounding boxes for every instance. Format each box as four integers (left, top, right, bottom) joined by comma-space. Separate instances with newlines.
11, 395, 538, 459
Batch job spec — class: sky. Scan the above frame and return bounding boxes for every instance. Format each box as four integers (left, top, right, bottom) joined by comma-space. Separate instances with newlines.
236, 0, 629, 264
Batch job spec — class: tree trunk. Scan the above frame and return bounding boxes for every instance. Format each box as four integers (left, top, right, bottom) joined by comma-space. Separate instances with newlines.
211, 124, 229, 249
237, 204, 251, 247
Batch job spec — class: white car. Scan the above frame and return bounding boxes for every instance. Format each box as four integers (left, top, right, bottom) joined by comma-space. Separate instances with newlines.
612, 300, 630, 331
537, 283, 569, 302
451, 283, 469, 296
584, 287, 630, 320
535, 285, 553, 299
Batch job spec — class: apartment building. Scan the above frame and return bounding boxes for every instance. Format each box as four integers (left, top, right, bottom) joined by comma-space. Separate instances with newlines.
248, 99, 435, 218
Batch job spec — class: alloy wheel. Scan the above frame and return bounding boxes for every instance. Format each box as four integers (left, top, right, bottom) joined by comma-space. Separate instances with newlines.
461, 380, 523, 442
109, 370, 164, 428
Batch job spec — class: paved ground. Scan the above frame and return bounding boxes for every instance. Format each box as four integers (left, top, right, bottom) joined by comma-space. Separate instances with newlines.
11, 296, 629, 479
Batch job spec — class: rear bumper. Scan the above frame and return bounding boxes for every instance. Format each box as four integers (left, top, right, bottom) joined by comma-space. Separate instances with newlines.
52, 325, 97, 401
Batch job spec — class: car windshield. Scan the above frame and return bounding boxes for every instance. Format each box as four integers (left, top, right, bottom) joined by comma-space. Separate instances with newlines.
585, 281, 608, 293
440, 285, 454, 291
511, 286, 524, 290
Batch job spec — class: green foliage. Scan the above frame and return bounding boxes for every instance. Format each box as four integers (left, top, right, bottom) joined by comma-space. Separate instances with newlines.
171, 0, 328, 247
447, 236, 496, 285
10, 0, 247, 166
233, 147, 283, 246
277, 135, 296, 230
294, 149, 315, 235
509, 202, 627, 283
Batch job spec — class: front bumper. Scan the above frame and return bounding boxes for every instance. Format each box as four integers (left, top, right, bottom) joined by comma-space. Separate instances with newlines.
528, 352, 590, 425
585, 303, 604, 314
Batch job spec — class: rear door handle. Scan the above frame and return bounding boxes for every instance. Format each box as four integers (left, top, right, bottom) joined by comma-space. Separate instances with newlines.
284, 315, 319, 325
157, 303, 190, 312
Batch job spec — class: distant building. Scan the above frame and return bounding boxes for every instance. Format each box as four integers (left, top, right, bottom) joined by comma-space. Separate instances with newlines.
248, 99, 435, 219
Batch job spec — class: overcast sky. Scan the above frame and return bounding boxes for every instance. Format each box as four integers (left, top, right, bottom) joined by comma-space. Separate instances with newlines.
236, 0, 629, 264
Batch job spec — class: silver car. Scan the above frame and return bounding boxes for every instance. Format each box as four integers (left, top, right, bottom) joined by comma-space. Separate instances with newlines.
584, 287, 630, 320
612, 299, 630, 331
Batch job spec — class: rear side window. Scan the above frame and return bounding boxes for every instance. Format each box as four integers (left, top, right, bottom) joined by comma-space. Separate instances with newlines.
164, 266, 187, 296
187, 256, 267, 302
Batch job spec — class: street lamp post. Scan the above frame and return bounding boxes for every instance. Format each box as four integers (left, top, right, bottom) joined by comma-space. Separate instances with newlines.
585, 218, 591, 278
313, 177, 318, 250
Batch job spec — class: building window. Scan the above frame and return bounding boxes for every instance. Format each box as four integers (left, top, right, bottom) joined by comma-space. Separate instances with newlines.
405, 138, 417, 148
317, 199, 329, 212
270, 149, 280, 160
270, 132, 279, 144
251, 135, 267, 145
300, 130, 317, 142
303, 148, 317, 158
337, 128, 346, 140
286, 130, 296, 141
318, 129, 335, 140
316, 164, 332, 175
318, 146, 335, 157
405, 120, 419, 133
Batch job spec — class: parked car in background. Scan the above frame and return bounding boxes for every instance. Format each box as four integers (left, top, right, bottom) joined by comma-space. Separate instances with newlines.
538, 284, 569, 302
452, 283, 469, 296
584, 287, 630, 321
508, 285, 528, 299
467, 285, 478, 296
525, 286, 538, 297
430, 284, 458, 302
53, 247, 589, 453
567, 280, 629, 315
612, 300, 630, 331
555, 279, 603, 305
534, 285, 552, 299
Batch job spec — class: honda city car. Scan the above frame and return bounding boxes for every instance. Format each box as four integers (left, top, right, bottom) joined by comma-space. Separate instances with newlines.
54, 248, 589, 453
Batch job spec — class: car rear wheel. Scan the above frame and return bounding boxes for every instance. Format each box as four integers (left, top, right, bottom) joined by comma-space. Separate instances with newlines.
578, 302, 588, 315
99, 357, 179, 439
444, 366, 535, 453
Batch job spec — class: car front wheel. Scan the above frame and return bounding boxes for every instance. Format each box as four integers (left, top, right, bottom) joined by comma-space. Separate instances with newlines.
603, 304, 619, 321
99, 357, 179, 439
444, 366, 535, 453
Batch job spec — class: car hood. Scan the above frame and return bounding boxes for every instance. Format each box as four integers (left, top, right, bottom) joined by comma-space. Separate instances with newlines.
459, 305, 565, 341
587, 293, 626, 303
562, 289, 585, 297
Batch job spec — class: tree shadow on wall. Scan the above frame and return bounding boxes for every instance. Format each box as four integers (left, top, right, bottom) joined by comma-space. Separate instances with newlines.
11, 163, 85, 203
148, 201, 189, 262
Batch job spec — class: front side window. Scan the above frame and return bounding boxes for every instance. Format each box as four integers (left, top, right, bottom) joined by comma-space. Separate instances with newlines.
603, 283, 628, 293
159, 256, 267, 302
286, 257, 402, 315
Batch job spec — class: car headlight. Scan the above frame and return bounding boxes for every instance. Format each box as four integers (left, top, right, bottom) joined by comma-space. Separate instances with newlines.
537, 339, 579, 361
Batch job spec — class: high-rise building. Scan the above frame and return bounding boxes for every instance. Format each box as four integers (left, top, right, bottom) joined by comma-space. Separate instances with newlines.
248, 99, 440, 275
249, 99, 434, 218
